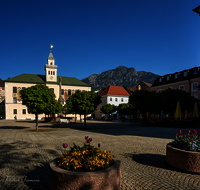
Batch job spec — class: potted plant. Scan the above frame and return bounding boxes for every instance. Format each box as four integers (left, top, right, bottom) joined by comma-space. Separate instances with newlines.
50, 136, 121, 190
166, 129, 200, 173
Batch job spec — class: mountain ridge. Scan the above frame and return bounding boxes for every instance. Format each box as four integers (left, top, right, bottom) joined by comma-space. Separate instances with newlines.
81, 66, 160, 91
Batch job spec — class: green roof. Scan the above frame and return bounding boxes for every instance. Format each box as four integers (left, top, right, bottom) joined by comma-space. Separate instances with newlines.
3, 74, 91, 87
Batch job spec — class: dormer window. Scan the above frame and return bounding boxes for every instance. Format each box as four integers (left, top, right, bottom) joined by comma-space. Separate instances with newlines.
166, 76, 169, 81
159, 78, 162, 82
50, 62, 53, 65
175, 74, 178, 79
184, 72, 187, 77
194, 69, 198, 74
138, 85, 141, 90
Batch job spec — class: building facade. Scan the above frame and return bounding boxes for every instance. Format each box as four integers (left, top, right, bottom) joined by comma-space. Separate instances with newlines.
150, 67, 200, 100
4, 48, 91, 120
93, 85, 130, 120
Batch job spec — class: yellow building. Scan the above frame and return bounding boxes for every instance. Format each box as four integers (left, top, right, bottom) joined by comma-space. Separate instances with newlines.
4, 47, 91, 120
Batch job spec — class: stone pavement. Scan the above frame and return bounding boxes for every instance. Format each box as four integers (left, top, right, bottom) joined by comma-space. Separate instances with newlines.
0, 119, 200, 190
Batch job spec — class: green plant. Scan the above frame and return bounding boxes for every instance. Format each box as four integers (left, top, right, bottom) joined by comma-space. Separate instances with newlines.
58, 136, 114, 172
170, 130, 200, 152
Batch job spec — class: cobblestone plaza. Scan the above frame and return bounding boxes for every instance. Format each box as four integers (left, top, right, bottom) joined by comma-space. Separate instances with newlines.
0, 120, 200, 190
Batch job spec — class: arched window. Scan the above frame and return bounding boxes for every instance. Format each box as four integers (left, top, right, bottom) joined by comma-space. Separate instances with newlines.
51, 71, 52, 75
53, 71, 55, 75
50, 62, 53, 65
48, 71, 50, 75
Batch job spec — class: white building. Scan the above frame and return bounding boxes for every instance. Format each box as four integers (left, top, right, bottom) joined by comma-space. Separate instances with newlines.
93, 85, 130, 120
3, 47, 91, 120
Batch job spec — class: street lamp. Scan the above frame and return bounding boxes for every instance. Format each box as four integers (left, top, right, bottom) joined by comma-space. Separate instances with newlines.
193, 5, 200, 15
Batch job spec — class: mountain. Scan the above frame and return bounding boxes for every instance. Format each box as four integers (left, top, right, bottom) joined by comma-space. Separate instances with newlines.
81, 66, 160, 91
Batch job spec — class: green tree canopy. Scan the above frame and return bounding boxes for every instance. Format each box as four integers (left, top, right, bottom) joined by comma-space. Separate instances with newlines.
20, 84, 62, 131
64, 90, 102, 128
100, 104, 117, 115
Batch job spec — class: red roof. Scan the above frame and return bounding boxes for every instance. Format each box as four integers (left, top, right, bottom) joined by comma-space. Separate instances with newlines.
99, 86, 130, 96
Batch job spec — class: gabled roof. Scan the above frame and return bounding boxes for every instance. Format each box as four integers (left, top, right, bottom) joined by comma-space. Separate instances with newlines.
99, 85, 130, 96
123, 86, 137, 95
3, 74, 91, 87
143, 81, 152, 87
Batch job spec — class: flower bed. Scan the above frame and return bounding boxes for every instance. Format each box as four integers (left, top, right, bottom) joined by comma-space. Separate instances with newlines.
50, 136, 121, 190
166, 130, 200, 173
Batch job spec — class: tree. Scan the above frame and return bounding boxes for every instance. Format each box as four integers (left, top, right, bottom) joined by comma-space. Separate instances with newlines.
64, 90, 101, 129
117, 103, 129, 121
100, 104, 117, 120
20, 84, 62, 131
129, 90, 159, 118
159, 88, 200, 118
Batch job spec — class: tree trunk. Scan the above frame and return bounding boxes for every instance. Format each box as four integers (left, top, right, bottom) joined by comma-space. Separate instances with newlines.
75, 114, 76, 123
84, 113, 86, 129
80, 114, 82, 123
36, 114, 38, 131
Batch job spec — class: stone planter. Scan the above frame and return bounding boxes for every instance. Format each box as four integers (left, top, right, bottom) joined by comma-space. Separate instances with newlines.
50, 156, 121, 190
166, 143, 200, 173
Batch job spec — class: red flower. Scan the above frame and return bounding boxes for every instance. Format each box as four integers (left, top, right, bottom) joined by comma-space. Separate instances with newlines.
191, 134, 194, 138
184, 135, 186, 138
194, 130, 197, 134
179, 130, 182, 134
176, 133, 178, 136
199, 137, 200, 140
189, 139, 193, 142
188, 130, 191, 134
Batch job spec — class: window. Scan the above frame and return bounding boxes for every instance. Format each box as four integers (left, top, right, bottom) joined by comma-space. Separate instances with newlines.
166, 76, 169, 81
179, 85, 185, 91
194, 94, 198, 99
194, 69, 198, 74
121, 98, 123, 102
184, 72, 187, 77
22, 109, 26, 114
192, 83, 198, 91
115, 98, 118, 102
110, 98, 112, 101
61, 89, 64, 95
158, 89, 162, 92
75, 90, 78, 93
68, 89, 71, 95
82, 90, 85, 92
51, 71, 52, 75
175, 74, 178, 79
50, 62, 53, 65
50, 88, 54, 93
13, 109, 17, 114
48, 71, 50, 75
169, 87, 173, 89
13, 87, 17, 93
13, 97, 17, 103
22, 87, 26, 89
53, 71, 55, 75
62, 99, 64, 105
138, 85, 141, 90
159, 78, 162, 82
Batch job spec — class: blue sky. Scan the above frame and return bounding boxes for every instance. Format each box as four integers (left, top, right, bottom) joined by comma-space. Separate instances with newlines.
1, 0, 200, 81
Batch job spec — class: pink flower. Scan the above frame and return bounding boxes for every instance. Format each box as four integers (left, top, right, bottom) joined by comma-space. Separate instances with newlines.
63, 143, 68, 148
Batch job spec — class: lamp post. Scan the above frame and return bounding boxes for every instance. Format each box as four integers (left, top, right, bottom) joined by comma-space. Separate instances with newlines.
193, 5, 200, 15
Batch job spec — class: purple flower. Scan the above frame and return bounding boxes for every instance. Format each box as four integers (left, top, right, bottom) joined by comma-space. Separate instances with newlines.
63, 143, 68, 148
98, 143, 100, 148
85, 136, 89, 140
89, 138, 92, 142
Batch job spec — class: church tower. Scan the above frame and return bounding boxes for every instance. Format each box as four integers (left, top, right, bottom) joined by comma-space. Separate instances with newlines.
45, 45, 57, 82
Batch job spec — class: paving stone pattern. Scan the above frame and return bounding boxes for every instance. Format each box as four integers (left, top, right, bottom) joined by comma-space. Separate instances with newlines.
0, 120, 200, 190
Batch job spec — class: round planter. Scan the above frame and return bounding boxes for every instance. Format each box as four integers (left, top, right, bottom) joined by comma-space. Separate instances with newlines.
50, 156, 121, 190
166, 143, 200, 173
